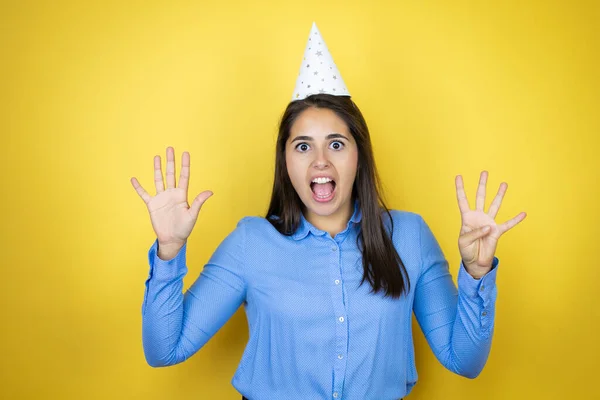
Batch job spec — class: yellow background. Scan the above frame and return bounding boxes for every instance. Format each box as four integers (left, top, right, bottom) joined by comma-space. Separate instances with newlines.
1, 0, 598, 399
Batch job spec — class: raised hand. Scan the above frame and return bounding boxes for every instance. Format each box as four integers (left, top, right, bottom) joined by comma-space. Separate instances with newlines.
455, 171, 526, 278
130, 147, 213, 255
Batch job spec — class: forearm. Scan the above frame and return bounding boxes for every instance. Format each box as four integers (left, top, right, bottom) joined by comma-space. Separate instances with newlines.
142, 240, 197, 367
445, 293, 495, 378
443, 260, 498, 378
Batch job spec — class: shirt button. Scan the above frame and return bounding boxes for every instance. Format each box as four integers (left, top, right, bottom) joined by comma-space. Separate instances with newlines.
338, 354, 344, 359
333, 393, 339, 398
331, 246, 337, 251
482, 310, 487, 316
338, 316, 345, 322
334, 279, 340, 285
480, 285, 485, 292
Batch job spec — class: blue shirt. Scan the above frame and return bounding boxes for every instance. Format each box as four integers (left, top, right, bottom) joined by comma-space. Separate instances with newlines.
141, 202, 499, 399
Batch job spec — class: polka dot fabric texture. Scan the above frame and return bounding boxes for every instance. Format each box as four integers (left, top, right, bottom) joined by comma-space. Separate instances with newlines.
141, 201, 499, 399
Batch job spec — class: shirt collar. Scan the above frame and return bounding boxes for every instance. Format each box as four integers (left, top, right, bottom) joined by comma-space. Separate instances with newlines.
292, 199, 362, 241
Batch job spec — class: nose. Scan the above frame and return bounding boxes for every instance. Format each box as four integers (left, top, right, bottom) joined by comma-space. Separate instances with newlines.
311, 146, 330, 169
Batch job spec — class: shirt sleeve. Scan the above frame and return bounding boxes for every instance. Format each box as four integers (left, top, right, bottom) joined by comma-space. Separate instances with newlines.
141, 218, 248, 367
413, 215, 499, 378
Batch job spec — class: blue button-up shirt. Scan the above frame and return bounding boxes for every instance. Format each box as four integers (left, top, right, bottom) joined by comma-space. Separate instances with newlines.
142, 202, 499, 399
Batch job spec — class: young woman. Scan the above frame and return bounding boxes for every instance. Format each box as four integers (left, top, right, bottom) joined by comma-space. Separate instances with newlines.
130, 24, 526, 400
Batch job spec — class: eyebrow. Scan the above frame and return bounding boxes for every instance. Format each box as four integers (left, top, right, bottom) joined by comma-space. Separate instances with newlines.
290, 133, 349, 143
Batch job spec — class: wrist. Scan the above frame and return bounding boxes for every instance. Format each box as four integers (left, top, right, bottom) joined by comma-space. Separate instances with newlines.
157, 240, 186, 260
463, 261, 491, 280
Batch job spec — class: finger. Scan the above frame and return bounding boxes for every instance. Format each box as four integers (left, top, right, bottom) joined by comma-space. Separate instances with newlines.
166, 146, 176, 189
459, 225, 492, 247
455, 175, 471, 214
154, 155, 165, 194
131, 177, 152, 205
476, 170, 488, 212
190, 191, 214, 218
178, 151, 191, 193
487, 182, 507, 219
497, 212, 527, 236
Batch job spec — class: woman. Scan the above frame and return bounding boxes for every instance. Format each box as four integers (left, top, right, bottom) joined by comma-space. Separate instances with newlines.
131, 23, 526, 400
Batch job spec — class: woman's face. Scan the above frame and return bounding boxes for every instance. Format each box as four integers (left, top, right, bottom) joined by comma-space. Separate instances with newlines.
286, 106, 359, 222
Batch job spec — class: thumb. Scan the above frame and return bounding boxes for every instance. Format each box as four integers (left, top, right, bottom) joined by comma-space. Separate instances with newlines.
190, 191, 213, 219
459, 225, 491, 247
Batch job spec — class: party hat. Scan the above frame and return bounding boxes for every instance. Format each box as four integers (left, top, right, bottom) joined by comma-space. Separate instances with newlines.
291, 22, 350, 101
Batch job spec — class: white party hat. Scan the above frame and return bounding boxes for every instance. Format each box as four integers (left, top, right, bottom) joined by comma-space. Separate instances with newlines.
291, 22, 351, 101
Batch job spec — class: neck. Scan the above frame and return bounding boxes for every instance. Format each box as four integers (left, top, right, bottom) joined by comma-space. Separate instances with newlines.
305, 200, 354, 238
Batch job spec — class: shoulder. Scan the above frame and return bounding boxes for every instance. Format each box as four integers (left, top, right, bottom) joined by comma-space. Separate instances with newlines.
233, 215, 282, 238
213, 215, 279, 255
383, 209, 425, 233
382, 209, 436, 250
381, 209, 447, 273
235, 215, 274, 228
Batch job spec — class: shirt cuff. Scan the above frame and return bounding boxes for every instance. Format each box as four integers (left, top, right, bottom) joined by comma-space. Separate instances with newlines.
147, 238, 188, 281
457, 256, 499, 302
458, 257, 499, 335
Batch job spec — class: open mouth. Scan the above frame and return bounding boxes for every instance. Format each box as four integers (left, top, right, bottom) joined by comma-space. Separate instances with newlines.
310, 180, 336, 200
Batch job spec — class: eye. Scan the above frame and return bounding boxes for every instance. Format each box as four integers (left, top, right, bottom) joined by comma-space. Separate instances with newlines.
330, 141, 344, 150
295, 142, 310, 152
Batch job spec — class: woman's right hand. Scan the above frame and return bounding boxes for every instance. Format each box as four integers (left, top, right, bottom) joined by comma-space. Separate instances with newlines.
130, 146, 213, 249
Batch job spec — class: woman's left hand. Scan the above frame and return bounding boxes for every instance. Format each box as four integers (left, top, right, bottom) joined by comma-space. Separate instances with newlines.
455, 171, 527, 279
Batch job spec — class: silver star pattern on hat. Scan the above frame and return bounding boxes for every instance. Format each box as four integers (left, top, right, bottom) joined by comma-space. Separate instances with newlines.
292, 22, 350, 101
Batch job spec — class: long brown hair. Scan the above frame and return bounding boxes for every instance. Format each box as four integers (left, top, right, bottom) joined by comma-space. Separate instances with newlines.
266, 94, 410, 299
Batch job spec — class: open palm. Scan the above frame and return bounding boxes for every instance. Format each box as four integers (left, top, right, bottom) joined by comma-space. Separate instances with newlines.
455, 171, 526, 277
